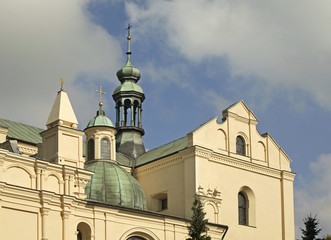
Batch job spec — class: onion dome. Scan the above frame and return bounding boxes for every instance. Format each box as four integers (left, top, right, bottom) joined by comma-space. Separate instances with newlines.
116, 26, 141, 83
116, 58, 141, 83
84, 161, 147, 210
86, 110, 114, 128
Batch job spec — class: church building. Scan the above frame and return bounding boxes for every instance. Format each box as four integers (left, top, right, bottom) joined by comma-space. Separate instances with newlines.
0, 30, 295, 240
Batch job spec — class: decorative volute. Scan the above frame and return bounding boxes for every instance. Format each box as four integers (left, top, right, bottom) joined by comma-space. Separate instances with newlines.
46, 79, 78, 129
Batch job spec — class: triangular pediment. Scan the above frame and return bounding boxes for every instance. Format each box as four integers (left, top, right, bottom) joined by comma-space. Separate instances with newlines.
222, 100, 258, 122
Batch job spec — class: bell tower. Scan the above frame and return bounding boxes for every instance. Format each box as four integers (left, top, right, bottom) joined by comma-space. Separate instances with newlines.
112, 25, 145, 158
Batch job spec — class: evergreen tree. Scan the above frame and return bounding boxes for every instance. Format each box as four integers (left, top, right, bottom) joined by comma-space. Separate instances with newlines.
187, 194, 211, 240
300, 214, 322, 240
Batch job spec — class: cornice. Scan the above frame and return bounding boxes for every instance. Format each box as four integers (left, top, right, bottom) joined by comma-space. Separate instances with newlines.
281, 171, 296, 181
136, 155, 183, 176
137, 145, 294, 181
205, 148, 285, 179
136, 148, 196, 176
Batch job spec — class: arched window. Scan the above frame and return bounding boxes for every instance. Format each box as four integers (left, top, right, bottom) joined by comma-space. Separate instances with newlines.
77, 222, 91, 240
87, 139, 94, 161
127, 237, 146, 240
238, 192, 248, 225
236, 136, 246, 156
101, 138, 110, 159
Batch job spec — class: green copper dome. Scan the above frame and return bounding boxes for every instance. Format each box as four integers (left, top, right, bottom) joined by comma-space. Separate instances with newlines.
113, 81, 144, 95
86, 110, 114, 128
85, 161, 147, 210
117, 59, 141, 83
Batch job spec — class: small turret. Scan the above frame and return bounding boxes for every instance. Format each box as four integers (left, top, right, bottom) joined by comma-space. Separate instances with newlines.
85, 86, 117, 163
40, 79, 84, 168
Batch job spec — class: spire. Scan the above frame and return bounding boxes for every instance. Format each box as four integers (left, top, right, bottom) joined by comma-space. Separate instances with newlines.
46, 79, 78, 129
116, 24, 141, 83
112, 24, 146, 158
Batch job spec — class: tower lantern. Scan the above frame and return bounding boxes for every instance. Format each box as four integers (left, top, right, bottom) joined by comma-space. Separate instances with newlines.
112, 24, 146, 158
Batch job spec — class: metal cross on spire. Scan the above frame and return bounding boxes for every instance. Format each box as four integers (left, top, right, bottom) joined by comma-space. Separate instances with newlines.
126, 24, 132, 59
127, 23, 132, 39
60, 78, 64, 91
96, 86, 106, 110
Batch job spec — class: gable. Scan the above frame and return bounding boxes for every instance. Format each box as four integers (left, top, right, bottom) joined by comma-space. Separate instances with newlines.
222, 100, 258, 122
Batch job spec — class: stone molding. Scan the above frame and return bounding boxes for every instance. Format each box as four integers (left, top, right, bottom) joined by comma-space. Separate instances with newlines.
136, 146, 294, 181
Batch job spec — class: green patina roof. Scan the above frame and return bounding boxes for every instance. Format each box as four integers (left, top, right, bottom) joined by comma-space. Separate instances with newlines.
113, 81, 144, 95
0, 118, 43, 145
85, 161, 147, 210
116, 152, 133, 167
116, 59, 141, 82
86, 111, 114, 128
136, 136, 188, 166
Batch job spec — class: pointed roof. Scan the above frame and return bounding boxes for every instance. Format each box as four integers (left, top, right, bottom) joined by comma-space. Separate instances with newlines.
46, 90, 78, 128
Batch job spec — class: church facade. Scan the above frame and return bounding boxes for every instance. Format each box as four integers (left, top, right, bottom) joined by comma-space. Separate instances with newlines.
0, 32, 295, 240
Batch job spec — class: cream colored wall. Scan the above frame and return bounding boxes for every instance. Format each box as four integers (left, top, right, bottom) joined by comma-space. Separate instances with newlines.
135, 151, 196, 218
196, 147, 295, 239
188, 101, 291, 171
0, 126, 8, 143
40, 125, 85, 168
0, 149, 92, 199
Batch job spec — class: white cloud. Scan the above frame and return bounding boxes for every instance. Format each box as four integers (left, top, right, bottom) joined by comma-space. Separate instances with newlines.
126, 0, 331, 111
0, 0, 122, 128
295, 153, 331, 238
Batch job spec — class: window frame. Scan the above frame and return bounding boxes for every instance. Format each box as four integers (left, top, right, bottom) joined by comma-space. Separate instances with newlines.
236, 135, 246, 156
100, 137, 110, 159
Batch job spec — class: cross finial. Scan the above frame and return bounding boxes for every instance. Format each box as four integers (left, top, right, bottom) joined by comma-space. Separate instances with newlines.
60, 78, 64, 91
96, 86, 106, 110
127, 23, 132, 40
126, 24, 132, 59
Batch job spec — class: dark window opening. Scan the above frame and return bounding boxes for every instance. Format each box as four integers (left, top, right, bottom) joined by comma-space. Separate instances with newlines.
236, 136, 246, 156
87, 139, 94, 161
161, 198, 168, 210
77, 230, 82, 240
238, 192, 248, 225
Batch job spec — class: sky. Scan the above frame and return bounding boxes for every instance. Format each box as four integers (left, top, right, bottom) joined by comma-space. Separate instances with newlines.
1, 0, 331, 237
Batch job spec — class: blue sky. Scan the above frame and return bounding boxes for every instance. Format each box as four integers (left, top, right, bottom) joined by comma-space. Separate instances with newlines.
1, 0, 331, 237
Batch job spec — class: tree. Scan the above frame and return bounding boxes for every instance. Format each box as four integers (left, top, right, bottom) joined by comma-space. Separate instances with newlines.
187, 194, 211, 240
322, 235, 331, 240
300, 214, 322, 240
